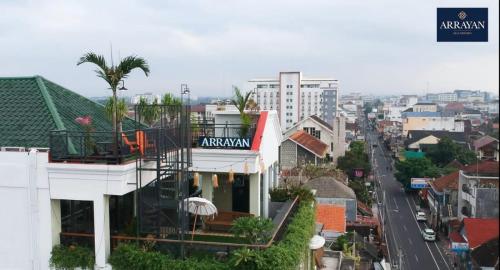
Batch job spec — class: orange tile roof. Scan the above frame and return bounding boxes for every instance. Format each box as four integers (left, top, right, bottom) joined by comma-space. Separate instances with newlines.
288, 130, 328, 157
316, 204, 346, 233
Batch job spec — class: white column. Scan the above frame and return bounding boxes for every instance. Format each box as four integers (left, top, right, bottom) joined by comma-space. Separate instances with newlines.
93, 195, 110, 269
262, 169, 269, 218
249, 173, 261, 216
50, 200, 61, 246
201, 173, 213, 202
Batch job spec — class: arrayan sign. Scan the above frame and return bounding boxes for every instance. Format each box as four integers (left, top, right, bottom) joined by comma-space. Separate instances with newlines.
199, 136, 251, 149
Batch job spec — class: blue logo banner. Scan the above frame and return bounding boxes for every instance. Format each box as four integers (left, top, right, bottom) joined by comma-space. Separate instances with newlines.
437, 8, 488, 42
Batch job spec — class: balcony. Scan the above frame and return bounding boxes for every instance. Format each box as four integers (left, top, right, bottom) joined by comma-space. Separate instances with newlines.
191, 121, 257, 149
59, 196, 301, 254
49, 128, 178, 165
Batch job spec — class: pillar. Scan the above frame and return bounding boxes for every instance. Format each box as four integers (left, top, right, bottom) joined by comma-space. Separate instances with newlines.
50, 199, 61, 246
93, 195, 110, 269
262, 168, 269, 218
249, 173, 261, 216
201, 173, 213, 202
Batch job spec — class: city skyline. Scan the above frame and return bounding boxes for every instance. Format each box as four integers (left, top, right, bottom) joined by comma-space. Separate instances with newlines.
0, 0, 498, 97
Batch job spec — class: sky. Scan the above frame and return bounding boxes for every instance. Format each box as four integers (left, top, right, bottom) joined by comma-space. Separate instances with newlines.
0, 0, 498, 98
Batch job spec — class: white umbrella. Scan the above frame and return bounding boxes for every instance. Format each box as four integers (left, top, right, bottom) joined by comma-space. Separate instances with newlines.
183, 197, 218, 240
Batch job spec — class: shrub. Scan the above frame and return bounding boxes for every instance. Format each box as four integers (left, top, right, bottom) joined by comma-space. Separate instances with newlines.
50, 244, 95, 270
289, 185, 315, 203
108, 243, 230, 270
269, 188, 290, 202
230, 201, 316, 270
109, 201, 316, 270
231, 216, 274, 244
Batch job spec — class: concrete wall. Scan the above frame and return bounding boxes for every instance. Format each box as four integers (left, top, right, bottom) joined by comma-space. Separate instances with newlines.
0, 151, 52, 270
475, 188, 499, 218
403, 116, 460, 136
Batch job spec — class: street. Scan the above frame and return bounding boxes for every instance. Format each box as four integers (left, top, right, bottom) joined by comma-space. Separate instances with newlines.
364, 123, 453, 270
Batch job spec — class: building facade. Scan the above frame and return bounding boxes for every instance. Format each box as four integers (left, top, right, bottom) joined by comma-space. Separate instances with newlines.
247, 71, 338, 130
402, 112, 464, 137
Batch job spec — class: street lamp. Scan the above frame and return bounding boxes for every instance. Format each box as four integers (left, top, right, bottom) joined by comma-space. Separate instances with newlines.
180, 84, 190, 105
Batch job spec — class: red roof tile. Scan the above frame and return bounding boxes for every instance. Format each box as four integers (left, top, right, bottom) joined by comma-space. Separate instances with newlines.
473, 135, 498, 150
288, 130, 328, 157
463, 218, 499, 249
316, 204, 346, 233
449, 231, 466, 243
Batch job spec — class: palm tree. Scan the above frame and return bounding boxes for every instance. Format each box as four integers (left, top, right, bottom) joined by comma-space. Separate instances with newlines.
137, 97, 160, 127
161, 93, 182, 124
231, 87, 253, 137
231, 86, 252, 114
77, 52, 150, 155
104, 97, 128, 133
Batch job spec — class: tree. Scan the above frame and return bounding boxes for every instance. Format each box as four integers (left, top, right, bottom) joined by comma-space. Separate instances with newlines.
231, 86, 252, 114
137, 97, 160, 127
161, 93, 182, 123
231, 87, 253, 136
394, 158, 441, 190
104, 97, 128, 133
337, 141, 371, 178
426, 137, 477, 166
77, 52, 150, 154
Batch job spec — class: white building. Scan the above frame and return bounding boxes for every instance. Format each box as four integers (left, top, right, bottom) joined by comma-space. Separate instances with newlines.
131, 92, 161, 104
457, 163, 499, 221
283, 115, 346, 164
247, 72, 339, 130
402, 112, 464, 137
0, 76, 284, 269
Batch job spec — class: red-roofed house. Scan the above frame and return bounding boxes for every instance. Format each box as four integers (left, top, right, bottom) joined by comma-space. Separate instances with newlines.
473, 135, 499, 161
316, 204, 346, 238
427, 161, 499, 232
280, 130, 329, 169
458, 161, 499, 221
450, 218, 499, 268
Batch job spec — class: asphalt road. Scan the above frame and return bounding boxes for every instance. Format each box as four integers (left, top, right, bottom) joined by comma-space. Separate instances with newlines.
363, 122, 452, 270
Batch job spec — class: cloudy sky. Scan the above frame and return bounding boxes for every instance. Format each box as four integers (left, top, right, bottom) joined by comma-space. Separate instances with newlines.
0, 0, 498, 98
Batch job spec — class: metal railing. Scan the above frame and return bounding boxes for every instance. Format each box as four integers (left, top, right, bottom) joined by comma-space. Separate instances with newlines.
58, 197, 300, 254
49, 128, 175, 164
191, 122, 257, 149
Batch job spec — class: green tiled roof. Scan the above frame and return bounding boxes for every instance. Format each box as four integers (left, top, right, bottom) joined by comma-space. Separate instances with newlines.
404, 151, 425, 159
0, 76, 136, 148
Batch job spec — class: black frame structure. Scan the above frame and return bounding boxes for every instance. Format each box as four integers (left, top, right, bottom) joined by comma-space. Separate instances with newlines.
134, 104, 192, 258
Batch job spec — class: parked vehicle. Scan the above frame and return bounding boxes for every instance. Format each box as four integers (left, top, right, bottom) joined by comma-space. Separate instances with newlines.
416, 211, 427, 221
422, 228, 436, 241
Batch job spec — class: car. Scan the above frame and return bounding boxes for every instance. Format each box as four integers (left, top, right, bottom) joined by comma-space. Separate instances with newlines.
416, 211, 427, 221
422, 228, 436, 241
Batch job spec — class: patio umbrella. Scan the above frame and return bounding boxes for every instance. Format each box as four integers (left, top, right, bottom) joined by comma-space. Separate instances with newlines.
183, 197, 218, 241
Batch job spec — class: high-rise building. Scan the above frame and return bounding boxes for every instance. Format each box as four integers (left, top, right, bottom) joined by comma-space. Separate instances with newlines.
247, 71, 339, 130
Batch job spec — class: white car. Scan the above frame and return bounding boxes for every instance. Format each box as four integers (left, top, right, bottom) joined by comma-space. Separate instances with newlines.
422, 228, 436, 241
416, 211, 427, 221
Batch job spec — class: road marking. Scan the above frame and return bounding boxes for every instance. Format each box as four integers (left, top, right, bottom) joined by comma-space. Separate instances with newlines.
403, 225, 407, 231
408, 238, 412, 245
393, 197, 399, 209
408, 195, 452, 270
415, 254, 419, 262
405, 197, 441, 270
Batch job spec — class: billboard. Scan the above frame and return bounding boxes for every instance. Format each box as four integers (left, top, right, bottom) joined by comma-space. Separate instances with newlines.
411, 178, 430, 189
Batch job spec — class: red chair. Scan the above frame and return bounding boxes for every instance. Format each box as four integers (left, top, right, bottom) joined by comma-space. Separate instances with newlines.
121, 133, 138, 154
136, 130, 155, 155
